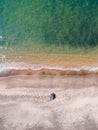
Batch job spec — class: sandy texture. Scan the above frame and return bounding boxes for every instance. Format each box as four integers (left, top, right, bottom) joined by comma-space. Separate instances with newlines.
0, 75, 98, 130
1, 68, 98, 77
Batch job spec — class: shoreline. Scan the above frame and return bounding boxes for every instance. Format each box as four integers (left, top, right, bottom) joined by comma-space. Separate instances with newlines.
1, 65, 98, 77
0, 53, 98, 77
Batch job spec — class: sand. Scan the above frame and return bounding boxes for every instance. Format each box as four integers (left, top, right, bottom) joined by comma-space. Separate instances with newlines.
0, 75, 98, 130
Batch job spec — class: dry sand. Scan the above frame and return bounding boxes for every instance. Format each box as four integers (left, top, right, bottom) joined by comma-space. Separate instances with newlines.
0, 75, 98, 130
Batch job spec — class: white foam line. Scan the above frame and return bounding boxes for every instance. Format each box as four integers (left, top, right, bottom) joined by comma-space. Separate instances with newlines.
0, 62, 98, 73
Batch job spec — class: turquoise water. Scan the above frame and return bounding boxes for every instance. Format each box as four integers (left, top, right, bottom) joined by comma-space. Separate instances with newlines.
0, 0, 98, 48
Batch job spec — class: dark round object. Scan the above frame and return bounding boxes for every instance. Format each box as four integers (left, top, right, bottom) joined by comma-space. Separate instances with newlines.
48, 93, 56, 101
50, 93, 56, 100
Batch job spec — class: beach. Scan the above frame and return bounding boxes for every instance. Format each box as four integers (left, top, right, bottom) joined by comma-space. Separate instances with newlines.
0, 0, 98, 129
0, 57, 98, 130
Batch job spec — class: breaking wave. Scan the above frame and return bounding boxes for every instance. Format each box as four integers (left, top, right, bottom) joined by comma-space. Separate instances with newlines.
0, 62, 98, 77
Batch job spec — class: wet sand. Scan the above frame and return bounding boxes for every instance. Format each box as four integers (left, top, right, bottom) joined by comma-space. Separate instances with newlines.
0, 75, 98, 130
1, 65, 98, 77
1, 69, 98, 77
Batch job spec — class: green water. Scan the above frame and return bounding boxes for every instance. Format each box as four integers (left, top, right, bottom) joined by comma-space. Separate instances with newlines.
0, 0, 98, 50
